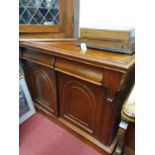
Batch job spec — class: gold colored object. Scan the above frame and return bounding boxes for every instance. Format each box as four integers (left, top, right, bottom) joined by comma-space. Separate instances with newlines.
122, 86, 135, 122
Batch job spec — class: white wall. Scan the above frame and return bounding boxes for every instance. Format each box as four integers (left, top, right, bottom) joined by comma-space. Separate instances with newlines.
80, 0, 136, 28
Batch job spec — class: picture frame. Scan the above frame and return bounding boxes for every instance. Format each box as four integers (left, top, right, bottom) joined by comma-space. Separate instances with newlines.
19, 75, 36, 125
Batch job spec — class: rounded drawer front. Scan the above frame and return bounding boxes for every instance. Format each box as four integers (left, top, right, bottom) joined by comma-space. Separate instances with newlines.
20, 48, 55, 68
55, 58, 103, 86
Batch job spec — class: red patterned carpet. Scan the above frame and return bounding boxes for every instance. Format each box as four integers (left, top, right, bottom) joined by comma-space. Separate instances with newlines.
19, 113, 103, 155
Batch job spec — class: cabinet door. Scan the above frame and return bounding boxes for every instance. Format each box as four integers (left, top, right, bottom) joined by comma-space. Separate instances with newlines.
24, 62, 58, 116
58, 73, 104, 137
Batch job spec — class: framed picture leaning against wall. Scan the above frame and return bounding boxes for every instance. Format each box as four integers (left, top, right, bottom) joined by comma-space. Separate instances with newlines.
19, 75, 35, 125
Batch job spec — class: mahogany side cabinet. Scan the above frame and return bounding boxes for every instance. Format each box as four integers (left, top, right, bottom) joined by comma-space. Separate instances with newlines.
19, 40, 135, 154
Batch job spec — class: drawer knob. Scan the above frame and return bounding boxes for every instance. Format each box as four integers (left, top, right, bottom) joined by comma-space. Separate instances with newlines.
107, 97, 113, 102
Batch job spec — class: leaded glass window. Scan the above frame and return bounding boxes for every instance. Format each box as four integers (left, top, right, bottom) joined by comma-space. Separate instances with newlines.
19, 0, 59, 25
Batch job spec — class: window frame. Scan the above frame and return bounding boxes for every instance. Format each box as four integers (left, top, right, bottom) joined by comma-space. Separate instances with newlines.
19, 0, 65, 33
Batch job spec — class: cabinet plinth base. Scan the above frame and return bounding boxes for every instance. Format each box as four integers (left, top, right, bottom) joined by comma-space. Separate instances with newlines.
59, 118, 118, 154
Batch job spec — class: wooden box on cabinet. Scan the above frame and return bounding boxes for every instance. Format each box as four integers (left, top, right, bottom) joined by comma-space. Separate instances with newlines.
20, 41, 135, 154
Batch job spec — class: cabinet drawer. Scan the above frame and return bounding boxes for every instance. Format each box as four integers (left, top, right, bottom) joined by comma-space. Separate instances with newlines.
20, 48, 55, 68
55, 58, 103, 86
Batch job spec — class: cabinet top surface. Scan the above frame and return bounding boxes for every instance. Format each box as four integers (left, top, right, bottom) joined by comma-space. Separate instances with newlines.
20, 41, 135, 71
